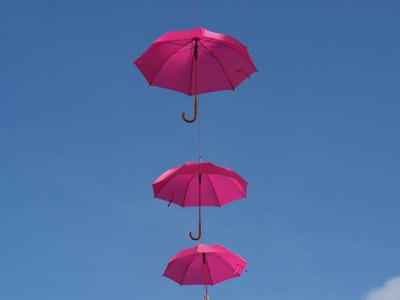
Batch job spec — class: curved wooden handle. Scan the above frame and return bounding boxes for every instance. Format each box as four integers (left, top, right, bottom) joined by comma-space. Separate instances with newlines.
182, 95, 198, 123
189, 221, 201, 241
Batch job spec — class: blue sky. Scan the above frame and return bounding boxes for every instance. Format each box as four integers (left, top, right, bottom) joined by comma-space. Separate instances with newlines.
1, 0, 400, 299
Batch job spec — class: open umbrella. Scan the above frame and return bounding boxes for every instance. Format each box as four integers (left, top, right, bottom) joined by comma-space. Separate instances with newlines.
134, 27, 257, 122
152, 161, 247, 240
163, 243, 247, 300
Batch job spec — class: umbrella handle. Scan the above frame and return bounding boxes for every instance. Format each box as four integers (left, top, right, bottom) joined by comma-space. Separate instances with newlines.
182, 95, 198, 123
189, 221, 201, 241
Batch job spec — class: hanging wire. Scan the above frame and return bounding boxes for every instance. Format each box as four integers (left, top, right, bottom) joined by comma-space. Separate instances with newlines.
195, 0, 204, 244
194, 0, 198, 27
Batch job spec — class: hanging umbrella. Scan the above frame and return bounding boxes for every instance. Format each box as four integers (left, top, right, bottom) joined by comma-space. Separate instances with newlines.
163, 243, 247, 300
152, 161, 247, 240
134, 27, 257, 122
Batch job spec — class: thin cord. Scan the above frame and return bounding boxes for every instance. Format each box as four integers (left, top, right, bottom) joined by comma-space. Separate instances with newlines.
194, 0, 198, 27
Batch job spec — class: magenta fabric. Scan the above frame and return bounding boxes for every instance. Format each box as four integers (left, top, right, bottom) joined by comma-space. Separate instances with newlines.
152, 161, 247, 207
134, 27, 257, 95
163, 244, 247, 285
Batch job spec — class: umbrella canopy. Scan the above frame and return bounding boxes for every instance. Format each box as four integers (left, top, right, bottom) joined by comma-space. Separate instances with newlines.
134, 27, 257, 96
152, 161, 247, 207
163, 243, 247, 286
134, 27, 257, 122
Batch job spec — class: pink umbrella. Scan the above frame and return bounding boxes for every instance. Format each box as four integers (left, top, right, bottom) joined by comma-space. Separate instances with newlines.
163, 243, 247, 300
134, 27, 257, 122
152, 161, 247, 240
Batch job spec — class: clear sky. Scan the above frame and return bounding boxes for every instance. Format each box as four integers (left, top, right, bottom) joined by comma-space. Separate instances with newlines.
1, 0, 399, 300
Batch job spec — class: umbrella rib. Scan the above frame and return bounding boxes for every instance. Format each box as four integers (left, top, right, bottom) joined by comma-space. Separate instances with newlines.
198, 39, 236, 90
166, 39, 197, 96
150, 39, 195, 90
182, 174, 197, 206
209, 253, 240, 284
180, 255, 197, 284
206, 175, 222, 206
